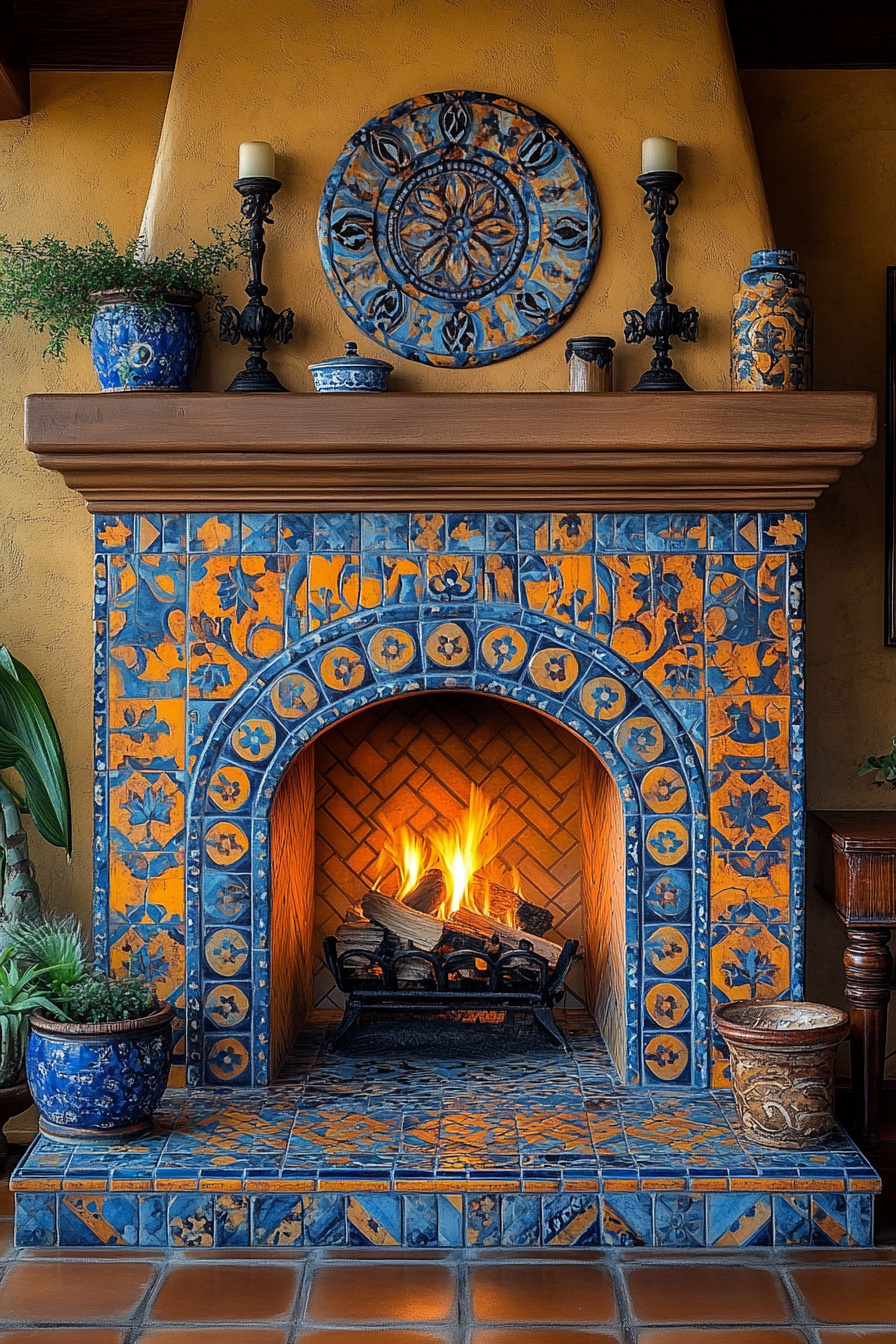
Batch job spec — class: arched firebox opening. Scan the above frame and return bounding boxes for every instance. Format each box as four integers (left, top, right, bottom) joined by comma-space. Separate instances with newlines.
268, 689, 626, 1080
191, 602, 706, 1090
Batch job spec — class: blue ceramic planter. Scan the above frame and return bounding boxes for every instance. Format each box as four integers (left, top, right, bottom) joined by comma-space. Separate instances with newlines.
90, 290, 202, 392
27, 1004, 174, 1141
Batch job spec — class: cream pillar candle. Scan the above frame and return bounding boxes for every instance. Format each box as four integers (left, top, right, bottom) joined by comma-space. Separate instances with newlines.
641, 136, 678, 174
239, 141, 276, 178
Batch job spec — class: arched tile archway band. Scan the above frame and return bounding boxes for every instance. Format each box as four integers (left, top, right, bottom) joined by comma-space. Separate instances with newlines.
93, 509, 806, 1092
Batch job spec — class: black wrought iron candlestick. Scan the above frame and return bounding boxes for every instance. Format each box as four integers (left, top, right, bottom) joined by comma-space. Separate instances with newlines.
623, 170, 699, 392
220, 176, 294, 392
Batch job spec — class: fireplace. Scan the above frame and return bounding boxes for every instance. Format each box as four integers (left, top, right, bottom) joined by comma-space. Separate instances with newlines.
14, 390, 882, 1251
97, 505, 788, 1093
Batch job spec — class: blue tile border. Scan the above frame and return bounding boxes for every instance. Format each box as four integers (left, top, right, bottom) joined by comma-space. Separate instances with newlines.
18, 1186, 873, 1249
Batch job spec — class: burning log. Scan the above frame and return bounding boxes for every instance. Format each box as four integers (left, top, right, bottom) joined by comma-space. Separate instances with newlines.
516, 900, 555, 938
361, 888, 444, 952
446, 909, 561, 969
335, 916, 383, 958
402, 869, 446, 915
464, 875, 554, 936
437, 926, 489, 954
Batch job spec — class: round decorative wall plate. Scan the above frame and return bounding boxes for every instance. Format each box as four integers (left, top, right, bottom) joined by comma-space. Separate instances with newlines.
318, 90, 601, 367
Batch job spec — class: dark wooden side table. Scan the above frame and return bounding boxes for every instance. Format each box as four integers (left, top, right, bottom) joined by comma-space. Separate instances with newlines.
813, 811, 896, 1145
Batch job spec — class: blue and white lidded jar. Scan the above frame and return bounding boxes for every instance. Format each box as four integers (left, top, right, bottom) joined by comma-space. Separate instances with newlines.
308, 341, 394, 392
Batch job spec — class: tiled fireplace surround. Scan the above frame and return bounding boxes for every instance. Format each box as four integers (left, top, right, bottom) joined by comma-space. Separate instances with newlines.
100, 506, 800, 1093
12, 494, 883, 1250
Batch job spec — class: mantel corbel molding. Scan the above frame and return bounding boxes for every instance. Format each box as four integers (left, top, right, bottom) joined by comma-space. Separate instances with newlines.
24, 390, 877, 513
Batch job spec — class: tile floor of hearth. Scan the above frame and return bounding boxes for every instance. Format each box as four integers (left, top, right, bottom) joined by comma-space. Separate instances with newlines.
11, 1014, 881, 1250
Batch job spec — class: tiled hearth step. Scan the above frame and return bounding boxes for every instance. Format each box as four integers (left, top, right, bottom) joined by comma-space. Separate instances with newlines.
12, 1014, 880, 1248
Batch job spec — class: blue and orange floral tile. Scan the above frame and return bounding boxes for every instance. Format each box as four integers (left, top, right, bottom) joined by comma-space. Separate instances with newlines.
89, 510, 810, 1099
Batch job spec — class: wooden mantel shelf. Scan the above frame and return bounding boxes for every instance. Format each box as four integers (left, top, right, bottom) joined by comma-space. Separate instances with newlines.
24, 390, 876, 513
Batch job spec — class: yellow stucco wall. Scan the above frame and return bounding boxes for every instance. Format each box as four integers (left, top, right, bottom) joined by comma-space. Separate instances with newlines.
0, 74, 172, 926
144, 0, 772, 393
0, 31, 892, 1057
741, 70, 896, 1070
0, 2, 774, 935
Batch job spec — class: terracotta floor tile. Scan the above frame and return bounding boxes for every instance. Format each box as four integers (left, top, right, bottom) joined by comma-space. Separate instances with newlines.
0, 1334, 124, 1344
790, 1266, 896, 1324
0, 1186, 14, 1218
298, 1333, 450, 1344
625, 1267, 791, 1324
137, 1331, 290, 1343
781, 1249, 896, 1263
817, 1333, 896, 1344
0, 1260, 157, 1322
469, 1264, 617, 1324
473, 1250, 607, 1262
305, 1264, 457, 1322
320, 1249, 450, 1260
472, 1331, 619, 1344
638, 1332, 807, 1344
149, 1263, 301, 1322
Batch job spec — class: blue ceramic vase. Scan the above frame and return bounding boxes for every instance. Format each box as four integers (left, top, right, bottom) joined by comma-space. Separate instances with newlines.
731, 250, 813, 391
27, 1004, 174, 1141
90, 290, 202, 392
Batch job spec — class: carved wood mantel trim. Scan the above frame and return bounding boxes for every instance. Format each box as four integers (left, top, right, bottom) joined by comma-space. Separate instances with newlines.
24, 390, 876, 513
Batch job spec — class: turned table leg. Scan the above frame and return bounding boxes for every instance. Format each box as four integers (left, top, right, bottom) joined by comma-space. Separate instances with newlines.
843, 926, 894, 1145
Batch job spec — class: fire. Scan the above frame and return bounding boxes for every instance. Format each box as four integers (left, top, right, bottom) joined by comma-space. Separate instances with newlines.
477, 859, 522, 923
429, 784, 501, 919
376, 823, 433, 899
375, 784, 523, 922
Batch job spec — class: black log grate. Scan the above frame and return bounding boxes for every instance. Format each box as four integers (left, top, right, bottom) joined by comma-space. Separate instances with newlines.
323, 937, 579, 1052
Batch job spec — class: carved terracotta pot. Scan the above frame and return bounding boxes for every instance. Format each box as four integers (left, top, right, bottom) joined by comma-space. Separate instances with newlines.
714, 1000, 849, 1148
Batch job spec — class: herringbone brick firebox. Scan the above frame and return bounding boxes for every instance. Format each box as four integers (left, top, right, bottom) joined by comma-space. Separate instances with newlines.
309, 692, 584, 1009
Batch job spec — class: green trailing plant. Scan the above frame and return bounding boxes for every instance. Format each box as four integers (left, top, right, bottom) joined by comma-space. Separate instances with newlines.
8, 915, 85, 1002
0, 946, 59, 1086
858, 737, 896, 789
0, 646, 71, 929
62, 971, 159, 1025
0, 222, 245, 359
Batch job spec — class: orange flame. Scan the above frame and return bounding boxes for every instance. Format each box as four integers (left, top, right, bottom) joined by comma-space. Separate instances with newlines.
477, 859, 522, 924
375, 823, 433, 899
374, 785, 526, 922
429, 783, 501, 919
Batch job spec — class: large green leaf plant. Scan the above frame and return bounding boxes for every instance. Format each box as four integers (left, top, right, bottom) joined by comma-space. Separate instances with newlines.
858, 737, 896, 789
0, 646, 71, 929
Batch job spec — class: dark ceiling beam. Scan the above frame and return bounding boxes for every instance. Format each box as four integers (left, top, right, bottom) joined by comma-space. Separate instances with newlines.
4, 0, 896, 77
12, 0, 188, 72
0, 0, 29, 117
725, 0, 896, 68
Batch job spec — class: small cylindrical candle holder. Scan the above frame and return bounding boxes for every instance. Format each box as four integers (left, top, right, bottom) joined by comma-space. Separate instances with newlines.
566, 336, 616, 392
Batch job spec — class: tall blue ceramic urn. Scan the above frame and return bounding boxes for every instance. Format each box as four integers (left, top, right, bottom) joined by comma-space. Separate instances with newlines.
731, 250, 813, 391
90, 289, 202, 392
